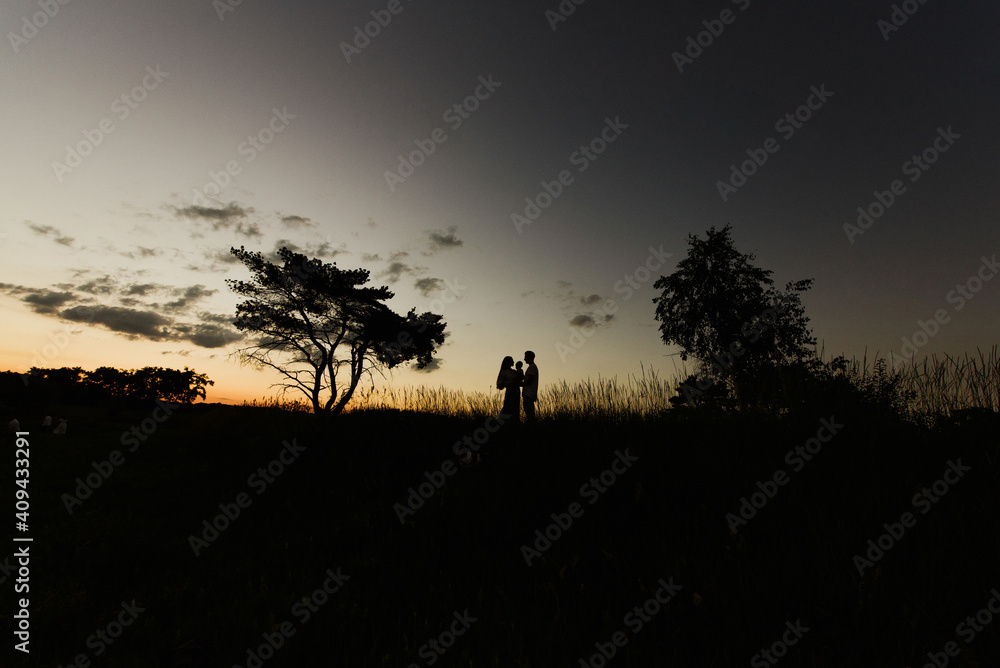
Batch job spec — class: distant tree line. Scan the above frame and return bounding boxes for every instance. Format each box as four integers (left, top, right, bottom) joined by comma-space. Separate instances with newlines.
3, 366, 213, 405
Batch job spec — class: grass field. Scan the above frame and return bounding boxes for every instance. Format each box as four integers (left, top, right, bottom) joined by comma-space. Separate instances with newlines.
2, 352, 1000, 666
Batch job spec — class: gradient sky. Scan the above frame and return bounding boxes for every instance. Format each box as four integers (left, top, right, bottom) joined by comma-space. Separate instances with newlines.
2, 0, 998, 404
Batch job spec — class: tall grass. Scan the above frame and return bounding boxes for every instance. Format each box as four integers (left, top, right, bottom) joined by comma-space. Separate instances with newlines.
248, 348, 1000, 421
891, 345, 1000, 415
345, 364, 684, 421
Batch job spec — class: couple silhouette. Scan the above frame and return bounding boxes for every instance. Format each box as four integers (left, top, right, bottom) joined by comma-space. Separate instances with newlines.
496, 351, 538, 425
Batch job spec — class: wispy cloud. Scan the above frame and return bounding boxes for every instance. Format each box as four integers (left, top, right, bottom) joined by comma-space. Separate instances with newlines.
414, 277, 445, 296
380, 250, 425, 283
174, 202, 250, 223
425, 226, 463, 254
120, 246, 161, 259
266, 239, 347, 263
24, 222, 75, 247
163, 284, 216, 312
526, 280, 616, 329
280, 214, 314, 228
1, 277, 240, 349
0, 284, 78, 314
174, 202, 262, 238
61, 304, 172, 339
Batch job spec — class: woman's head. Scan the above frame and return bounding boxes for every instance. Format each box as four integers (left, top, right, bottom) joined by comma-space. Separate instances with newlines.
497, 356, 514, 389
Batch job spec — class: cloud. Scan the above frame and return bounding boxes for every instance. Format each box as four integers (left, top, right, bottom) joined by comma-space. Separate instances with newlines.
75, 276, 118, 295
21, 289, 77, 314
267, 240, 346, 263
170, 322, 243, 348
234, 221, 263, 239
531, 280, 615, 331
426, 226, 463, 253
569, 313, 614, 329
197, 312, 236, 325
61, 304, 172, 339
412, 357, 443, 372
123, 283, 160, 296
0, 283, 90, 323
175, 203, 251, 223
361, 253, 381, 262
310, 240, 346, 259
193, 249, 241, 272
164, 284, 216, 312
2, 277, 241, 349
383, 261, 412, 283
281, 214, 314, 228
379, 251, 425, 283
120, 246, 161, 259
414, 277, 444, 296
174, 203, 261, 238
24, 222, 75, 247
58, 303, 241, 349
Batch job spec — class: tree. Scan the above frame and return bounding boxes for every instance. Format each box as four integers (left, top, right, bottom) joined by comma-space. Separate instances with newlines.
652, 225, 816, 408
227, 246, 446, 414
82, 366, 213, 403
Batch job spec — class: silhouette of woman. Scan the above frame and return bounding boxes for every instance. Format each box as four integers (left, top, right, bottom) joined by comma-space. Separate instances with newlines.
497, 356, 520, 424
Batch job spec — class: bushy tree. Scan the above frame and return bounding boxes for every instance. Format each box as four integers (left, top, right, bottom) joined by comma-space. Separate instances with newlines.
652, 225, 816, 408
227, 246, 446, 414
17, 366, 213, 403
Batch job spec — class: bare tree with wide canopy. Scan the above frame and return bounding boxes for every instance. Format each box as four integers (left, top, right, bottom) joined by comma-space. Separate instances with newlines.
227, 246, 446, 414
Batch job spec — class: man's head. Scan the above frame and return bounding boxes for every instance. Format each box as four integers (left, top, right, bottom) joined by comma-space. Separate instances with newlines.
524, 350, 535, 363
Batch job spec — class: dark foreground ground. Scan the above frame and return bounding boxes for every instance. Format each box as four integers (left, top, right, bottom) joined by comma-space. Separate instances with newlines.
2, 399, 999, 667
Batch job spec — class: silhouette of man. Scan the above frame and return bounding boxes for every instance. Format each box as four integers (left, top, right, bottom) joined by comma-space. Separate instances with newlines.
523, 351, 538, 424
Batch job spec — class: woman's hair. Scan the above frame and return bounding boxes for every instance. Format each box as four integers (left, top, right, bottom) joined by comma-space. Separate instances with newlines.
497, 356, 514, 389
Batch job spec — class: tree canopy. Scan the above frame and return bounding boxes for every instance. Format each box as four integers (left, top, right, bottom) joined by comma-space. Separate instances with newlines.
227, 246, 446, 414
652, 225, 816, 407
11, 365, 213, 404
83, 366, 214, 403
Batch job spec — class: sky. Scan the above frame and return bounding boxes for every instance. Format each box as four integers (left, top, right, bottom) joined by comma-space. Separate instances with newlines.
1, 0, 998, 405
